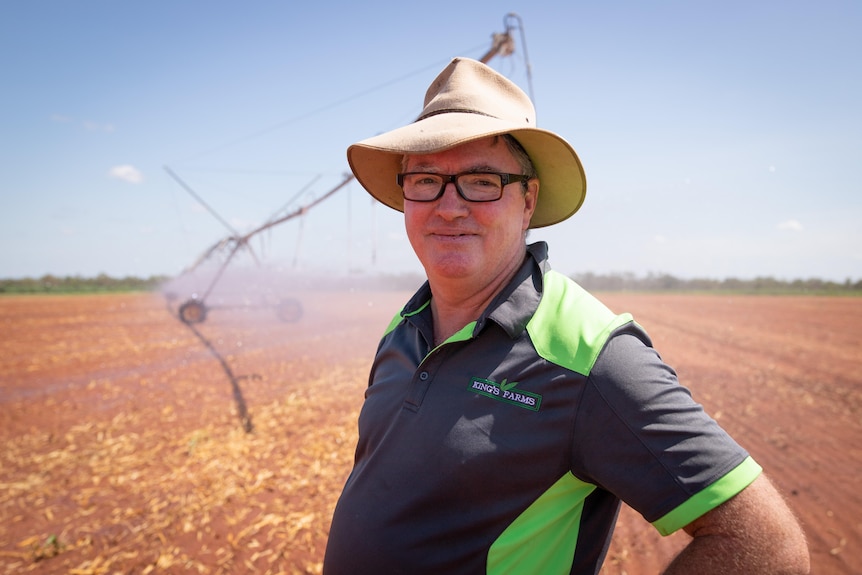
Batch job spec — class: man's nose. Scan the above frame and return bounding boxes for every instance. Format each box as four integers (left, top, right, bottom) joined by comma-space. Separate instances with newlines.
435, 182, 469, 215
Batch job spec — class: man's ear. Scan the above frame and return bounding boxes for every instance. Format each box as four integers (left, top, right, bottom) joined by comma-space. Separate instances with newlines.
523, 179, 539, 231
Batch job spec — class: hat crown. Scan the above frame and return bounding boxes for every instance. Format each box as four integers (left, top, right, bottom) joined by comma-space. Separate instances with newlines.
418, 58, 535, 127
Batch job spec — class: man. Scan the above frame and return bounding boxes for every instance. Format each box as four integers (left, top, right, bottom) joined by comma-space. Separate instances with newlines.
323, 58, 808, 574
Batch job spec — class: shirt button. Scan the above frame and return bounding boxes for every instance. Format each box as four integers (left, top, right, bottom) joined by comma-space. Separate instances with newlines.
419, 371, 430, 381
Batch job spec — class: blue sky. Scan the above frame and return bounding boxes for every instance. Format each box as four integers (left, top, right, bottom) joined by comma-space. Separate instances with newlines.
2, 1, 860, 282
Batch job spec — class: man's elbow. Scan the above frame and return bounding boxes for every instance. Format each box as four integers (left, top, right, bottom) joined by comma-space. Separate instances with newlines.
762, 479, 810, 573
774, 517, 810, 574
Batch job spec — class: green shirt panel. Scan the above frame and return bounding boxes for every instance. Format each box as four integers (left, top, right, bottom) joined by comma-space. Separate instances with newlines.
527, 269, 635, 375
487, 472, 595, 575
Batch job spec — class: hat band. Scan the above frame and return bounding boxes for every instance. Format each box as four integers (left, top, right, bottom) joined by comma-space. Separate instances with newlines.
416, 108, 499, 122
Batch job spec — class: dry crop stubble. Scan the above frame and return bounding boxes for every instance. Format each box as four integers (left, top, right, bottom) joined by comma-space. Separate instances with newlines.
1, 291, 860, 573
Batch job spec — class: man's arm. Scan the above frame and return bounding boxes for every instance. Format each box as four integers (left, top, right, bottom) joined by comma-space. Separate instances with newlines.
663, 474, 809, 574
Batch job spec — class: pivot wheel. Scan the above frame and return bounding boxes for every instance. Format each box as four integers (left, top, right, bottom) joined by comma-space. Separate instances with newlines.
179, 299, 208, 324
276, 298, 303, 323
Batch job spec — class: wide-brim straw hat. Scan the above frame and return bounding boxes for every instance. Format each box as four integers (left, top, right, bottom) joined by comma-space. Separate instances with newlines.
347, 57, 586, 228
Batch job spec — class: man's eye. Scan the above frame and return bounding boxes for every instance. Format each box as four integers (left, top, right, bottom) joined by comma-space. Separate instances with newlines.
415, 175, 441, 185
464, 174, 497, 187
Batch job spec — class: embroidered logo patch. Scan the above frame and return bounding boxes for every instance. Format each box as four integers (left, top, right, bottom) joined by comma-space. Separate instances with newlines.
468, 377, 542, 411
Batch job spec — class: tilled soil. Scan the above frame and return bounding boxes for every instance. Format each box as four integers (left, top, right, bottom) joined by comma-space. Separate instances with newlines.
1, 291, 859, 574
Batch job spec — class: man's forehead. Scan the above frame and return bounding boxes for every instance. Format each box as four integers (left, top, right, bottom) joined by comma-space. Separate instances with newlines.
405, 137, 515, 170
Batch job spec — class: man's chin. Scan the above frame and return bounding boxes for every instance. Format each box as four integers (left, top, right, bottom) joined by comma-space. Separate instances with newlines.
423, 256, 478, 281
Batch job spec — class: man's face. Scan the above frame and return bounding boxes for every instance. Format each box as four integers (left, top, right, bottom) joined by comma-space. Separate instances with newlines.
403, 136, 538, 286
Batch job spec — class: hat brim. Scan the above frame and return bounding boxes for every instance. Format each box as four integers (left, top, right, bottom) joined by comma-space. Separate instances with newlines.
347, 112, 586, 228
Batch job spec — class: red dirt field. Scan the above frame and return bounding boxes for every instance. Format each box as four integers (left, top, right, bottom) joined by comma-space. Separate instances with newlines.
1, 290, 859, 574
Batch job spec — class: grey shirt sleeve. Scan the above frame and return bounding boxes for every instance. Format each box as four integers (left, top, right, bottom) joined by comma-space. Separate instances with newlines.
570, 327, 750, 523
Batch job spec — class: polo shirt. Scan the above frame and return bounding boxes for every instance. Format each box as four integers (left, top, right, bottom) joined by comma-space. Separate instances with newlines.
323, 242, 761, 575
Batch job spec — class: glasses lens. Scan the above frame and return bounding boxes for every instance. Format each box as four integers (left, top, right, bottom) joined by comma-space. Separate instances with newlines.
402, 173, 443, 201
457, 173, 503, 201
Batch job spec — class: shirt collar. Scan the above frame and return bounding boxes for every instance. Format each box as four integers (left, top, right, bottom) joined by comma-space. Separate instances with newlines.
483, 241, 548, 338
401, 241, 550, 340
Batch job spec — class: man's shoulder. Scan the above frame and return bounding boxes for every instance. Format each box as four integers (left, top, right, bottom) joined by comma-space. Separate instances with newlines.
527, 270, 637, 375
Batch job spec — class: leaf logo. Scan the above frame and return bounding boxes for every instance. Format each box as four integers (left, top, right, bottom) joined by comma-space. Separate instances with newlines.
499, 378, 519, 391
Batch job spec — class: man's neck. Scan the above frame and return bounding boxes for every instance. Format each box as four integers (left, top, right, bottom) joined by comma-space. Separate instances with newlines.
427, 259, 522, 346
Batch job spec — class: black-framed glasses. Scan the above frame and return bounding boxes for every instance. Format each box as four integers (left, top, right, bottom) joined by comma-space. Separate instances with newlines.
397, 172, 531, 203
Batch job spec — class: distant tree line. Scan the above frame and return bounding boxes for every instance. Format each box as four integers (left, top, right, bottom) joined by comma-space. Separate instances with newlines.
572, 271, 862, 294
2, 272, 860, 295
0, 274, 170, 294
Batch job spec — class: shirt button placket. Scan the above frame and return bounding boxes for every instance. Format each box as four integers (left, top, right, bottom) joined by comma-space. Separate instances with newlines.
404, 367, 434, 411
